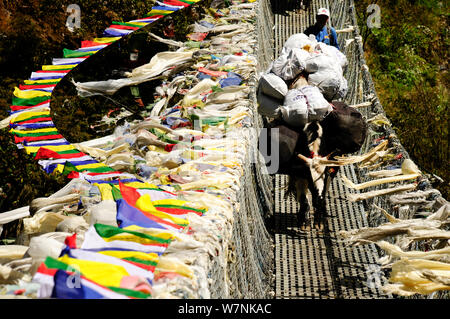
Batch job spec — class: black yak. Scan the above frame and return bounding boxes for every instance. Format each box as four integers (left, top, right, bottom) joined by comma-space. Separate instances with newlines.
267, 76, 367, 231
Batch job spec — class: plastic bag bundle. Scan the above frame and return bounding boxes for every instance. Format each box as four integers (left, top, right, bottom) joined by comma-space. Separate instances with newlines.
304, 53, 338, 74
281, 90, 308, 127
300, 86, 333, 121
87, 200, 118, 227
280, 86, 332, 127
255, 72, 288, 119
282, 33, 317, 52
271, 48, 310, 81
308, 69, 348, 101
315, 42, 348, 68
257, 73, 288, 100
303, 49, 348, 100
256, 89, 282, 118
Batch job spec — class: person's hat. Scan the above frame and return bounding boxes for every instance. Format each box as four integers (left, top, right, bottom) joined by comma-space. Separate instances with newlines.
317, 8, 330, 17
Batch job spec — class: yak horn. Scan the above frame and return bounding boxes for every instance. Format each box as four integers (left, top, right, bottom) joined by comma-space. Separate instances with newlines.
297, 153, 311, 164
298, 140, 391, 168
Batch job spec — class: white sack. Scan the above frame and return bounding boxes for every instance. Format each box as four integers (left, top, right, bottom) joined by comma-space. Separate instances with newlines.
27, 236, 65, 262
315, 42, 348, 68
256, 90, 282, 118
280, 86, 332, 127
27, 236, 66, 275
271, 48, 309, 81
257, 73, 288, 100
281, 89, 308, 127
56, 216, 89, 233
308, 70, 348, 100
283, 33, 316, 51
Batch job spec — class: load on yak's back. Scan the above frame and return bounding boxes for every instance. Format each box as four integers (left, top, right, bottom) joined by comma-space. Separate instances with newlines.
257, 32, 348, 124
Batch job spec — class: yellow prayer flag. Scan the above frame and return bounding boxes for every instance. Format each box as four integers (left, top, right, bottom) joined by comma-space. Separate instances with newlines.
13, 87, 52, 99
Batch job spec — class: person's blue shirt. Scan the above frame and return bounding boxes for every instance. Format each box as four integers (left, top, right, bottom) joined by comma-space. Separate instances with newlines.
303, 24, 340, 50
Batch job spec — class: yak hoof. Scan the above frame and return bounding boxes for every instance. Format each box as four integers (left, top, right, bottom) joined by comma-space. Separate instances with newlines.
300, 223, 310, 231
314, 221, 324, 231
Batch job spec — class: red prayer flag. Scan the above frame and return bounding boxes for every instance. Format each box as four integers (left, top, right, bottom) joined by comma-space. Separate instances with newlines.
67, 171, 80, 179
34, 147, 86, 160
187, 33, 208, 41
165, 0, 189, 6
164, 144, 176, 152
35, 70, 70, 74
119, 181, 141, 207
81, 40, 111, 48
64, 233, 77, 249
145, 15, 164, 19
19, 84, 57, 90
198, 67, 228, 77
108, 25, 139, 31
14, 134, 64, 143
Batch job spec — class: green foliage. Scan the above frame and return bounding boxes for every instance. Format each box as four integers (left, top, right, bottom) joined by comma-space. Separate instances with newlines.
355, 0, 449, 199
0, 129, 69, 240
0, 1, 157, 214
0, 0, 157, 112
0, 128, 68, 238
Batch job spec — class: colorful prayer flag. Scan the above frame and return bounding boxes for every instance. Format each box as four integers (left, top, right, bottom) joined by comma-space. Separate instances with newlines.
81, 223, 174, 254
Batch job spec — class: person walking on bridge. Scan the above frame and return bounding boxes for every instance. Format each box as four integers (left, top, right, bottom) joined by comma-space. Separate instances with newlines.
303, 8, 340, 50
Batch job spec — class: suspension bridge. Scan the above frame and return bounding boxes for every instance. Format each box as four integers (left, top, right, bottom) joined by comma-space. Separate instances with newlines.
1, 0, 448, 299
